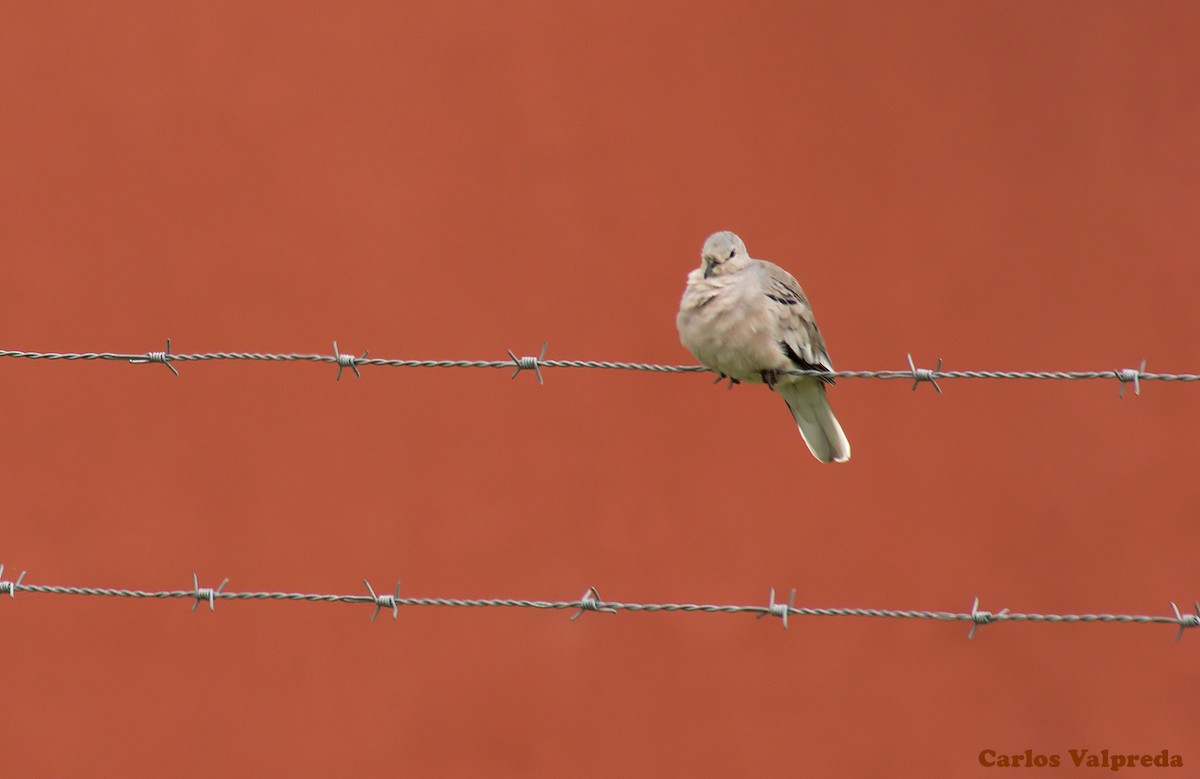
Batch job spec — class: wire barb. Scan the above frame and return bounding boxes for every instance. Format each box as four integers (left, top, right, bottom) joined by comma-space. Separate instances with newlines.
507, 341, 548, 384
191, 573, 229, 612
364, 580, 401, 621
332, 340, 368, 381
0, 564, 27, 599
129, 338, 179, 376
1170, 601, 1200, 643
907, 353, 943, 394
967, 596, 1009, 639
1116, 359, 1147, 398
757, 587, 796, 629
569, 586, 616, 621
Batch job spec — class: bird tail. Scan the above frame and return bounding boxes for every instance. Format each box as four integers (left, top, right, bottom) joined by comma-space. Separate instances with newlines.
779, 380, 851, 463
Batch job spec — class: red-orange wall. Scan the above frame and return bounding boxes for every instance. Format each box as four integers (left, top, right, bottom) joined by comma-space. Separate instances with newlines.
2, 2, 1197, 775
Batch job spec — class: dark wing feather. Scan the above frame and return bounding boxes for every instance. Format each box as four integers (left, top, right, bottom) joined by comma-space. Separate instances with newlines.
757, 260, 835, 383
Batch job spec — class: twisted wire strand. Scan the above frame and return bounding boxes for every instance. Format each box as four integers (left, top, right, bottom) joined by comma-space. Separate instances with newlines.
1, 346, 1197, 383
6, 580, 1195, 637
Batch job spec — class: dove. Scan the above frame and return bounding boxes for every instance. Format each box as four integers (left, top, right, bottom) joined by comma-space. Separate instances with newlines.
676, 231, 850, 462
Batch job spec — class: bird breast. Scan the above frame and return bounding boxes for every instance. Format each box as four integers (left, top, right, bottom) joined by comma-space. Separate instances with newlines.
677, 273, 785, 382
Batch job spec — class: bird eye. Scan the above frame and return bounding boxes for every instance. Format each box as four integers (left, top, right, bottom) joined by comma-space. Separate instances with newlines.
728, 249, 736, 259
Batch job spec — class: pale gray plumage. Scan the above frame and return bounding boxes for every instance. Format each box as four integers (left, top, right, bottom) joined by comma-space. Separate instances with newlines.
676, 231, 850, 462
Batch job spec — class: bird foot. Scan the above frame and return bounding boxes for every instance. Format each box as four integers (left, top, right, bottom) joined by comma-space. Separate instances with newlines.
761, 369, 779, 391
712, 372, 741, 390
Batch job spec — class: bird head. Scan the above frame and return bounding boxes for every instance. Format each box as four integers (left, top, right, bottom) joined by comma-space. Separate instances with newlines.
700, 231, 748, 278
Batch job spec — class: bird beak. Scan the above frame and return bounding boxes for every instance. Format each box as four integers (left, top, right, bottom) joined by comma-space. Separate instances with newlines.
702, 259, 715, 279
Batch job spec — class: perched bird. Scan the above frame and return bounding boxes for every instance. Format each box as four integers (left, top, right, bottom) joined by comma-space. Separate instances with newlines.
676, 231, 850, 462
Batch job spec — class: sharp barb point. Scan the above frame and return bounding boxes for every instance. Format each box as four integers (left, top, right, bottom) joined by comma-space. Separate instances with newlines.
508, 342, 548, 384
190, 573, 227, 612
1116, 359, 1147, 398
0, 565, 27, 599
967, 596, 1006, 639
130, 338, 179, 375
570, 586, 615, 621
1171, 600, 1200, 643
757, 587, 795, 629
333, 341, 366, 381
907, 353, 943, 394
364, 579, 400, 622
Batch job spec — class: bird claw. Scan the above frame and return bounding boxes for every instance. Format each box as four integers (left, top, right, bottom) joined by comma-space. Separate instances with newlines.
712, 372, 740, 390
761, 370, 779, 391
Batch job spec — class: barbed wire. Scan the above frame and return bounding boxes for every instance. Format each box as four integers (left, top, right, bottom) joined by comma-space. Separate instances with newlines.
5, 345, 1192, 643
1, 341, 1195, 395
1, 568, 1196, 641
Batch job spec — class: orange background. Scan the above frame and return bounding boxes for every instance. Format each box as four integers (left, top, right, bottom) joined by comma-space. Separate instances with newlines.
2, 2, 1198, 775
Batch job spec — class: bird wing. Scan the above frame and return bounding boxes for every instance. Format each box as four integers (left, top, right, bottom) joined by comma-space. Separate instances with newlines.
755, 260, 835, 380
